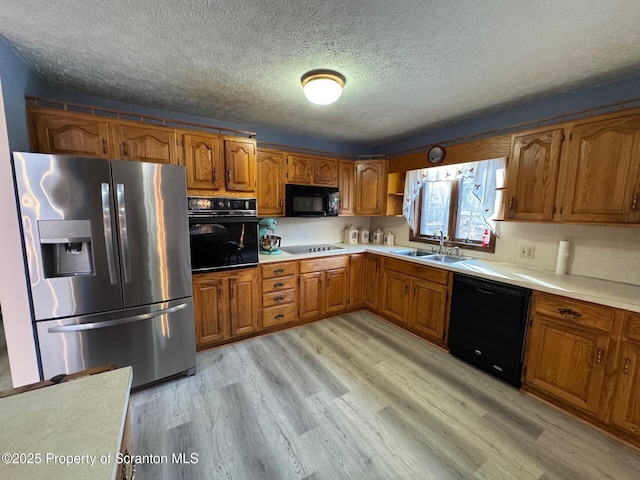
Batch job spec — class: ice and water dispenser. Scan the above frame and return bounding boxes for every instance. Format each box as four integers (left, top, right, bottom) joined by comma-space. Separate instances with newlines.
38, 220, 95, 277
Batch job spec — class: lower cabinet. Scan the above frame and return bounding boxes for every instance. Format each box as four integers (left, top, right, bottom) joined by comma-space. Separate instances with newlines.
299, 256, 349, 320
192, 268, 260, 350
378, 257, 451, 345
349, 254, 365, 308
363, 254, 380, 310
261, 261, 298, 329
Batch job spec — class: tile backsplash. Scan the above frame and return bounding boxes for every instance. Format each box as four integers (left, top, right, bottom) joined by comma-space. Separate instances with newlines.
270, 216, 372, 246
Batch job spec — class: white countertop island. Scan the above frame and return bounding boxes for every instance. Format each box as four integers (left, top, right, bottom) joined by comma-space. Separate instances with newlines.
0, 367, 132, 480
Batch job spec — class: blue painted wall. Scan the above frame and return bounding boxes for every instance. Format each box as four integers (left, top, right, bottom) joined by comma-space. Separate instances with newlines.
0, 36, 50, 152
374, 75, 640, 154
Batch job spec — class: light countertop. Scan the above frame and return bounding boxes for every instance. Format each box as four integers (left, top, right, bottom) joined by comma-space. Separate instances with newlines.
0, 367, 133, 480
259, 243, 640, 313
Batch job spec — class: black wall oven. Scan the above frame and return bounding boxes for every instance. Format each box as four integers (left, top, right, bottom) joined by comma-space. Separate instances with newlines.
188, 197, 259, 272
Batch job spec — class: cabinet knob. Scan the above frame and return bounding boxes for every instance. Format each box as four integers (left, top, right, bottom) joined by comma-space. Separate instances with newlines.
274, 268, 284, 274
230, 285, 234, 298
557, 308, 581, 320
213, 168, 218, 181
623, 358, 631, 375
274, 295, 284, 302
274, 282, 284, 288
509, 197, 515, 210
274, 314, 285, 320
122, 142, 128, 157
227, 170, 231, 181
102, 139, 107, 154
596, 348, 604, 365
632, 193, 638, 210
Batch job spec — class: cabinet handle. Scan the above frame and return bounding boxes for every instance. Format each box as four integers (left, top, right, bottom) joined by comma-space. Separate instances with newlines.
274, 295, 284, 302
319, 279, 322, 288
280, 198, 283, 208
596, 348, 604, 365
404, 285, 408, 295
218, 288, 222, 300
102, 139, 107, 154
632, 193, 638, 210
274, 268, 284, 274
413, 287, 416, 297
509, 197, 515, 210
230, 285, 234, 298
376, 201, 380, 211
327, 277, 331, 287
274, 282, 284, 288
274, 314, 285, 320
623, 358, 631, 375
227, 170, 231, 181
557, 308, 581, 319
122, 142, 128, 156
213, 168, 218, 181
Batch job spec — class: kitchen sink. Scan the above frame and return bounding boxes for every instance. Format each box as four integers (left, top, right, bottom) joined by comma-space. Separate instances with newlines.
390, 249, 433, 257
421, 254, 469, 264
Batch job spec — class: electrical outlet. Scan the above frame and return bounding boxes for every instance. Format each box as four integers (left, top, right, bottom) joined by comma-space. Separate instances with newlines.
519, 245, 535, 259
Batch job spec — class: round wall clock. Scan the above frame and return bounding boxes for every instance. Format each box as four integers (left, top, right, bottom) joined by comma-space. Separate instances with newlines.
427, 145, 445, 165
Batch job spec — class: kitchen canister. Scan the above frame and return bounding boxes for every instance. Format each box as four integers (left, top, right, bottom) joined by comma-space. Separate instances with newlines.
372, 228, 384, 244
359, 226, 369, 244
383, 231, 395, 246
344, 224, 359, 244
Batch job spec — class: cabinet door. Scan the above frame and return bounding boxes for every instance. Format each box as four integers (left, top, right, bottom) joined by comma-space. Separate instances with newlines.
314, 157, 338, 186
32, 111, 111, 158
610, 342, 640, 436
183, 133, 223, 191
224, 139, 256, 192
561, 115, 640, 223
338, 160, 355, 215
114, 124, 179, 164
363, 255, 380, 310
325, 267, 349, 315
229, 273, 259, 337
505, 129, 562, 221
193, 277, 228, 347
409, 279, 448, 341
355, 161, 385, 215
380, 270, 410, 325
299, 272, 323, 320
257, 149, 285, 216
524, 317, 611, 415
349, 254, 365, 308
287, 154, 313, 184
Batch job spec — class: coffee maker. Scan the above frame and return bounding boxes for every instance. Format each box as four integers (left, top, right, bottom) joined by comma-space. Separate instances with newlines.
258, 218, 282, 255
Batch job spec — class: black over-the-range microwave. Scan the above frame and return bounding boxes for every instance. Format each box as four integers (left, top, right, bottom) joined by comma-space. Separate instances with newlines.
285, 184, 340, 217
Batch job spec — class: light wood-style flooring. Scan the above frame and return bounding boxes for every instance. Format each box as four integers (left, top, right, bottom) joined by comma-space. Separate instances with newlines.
130, 311, 640, 479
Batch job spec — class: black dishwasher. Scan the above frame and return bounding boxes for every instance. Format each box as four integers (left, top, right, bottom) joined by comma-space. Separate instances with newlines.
447, 273, 531, 387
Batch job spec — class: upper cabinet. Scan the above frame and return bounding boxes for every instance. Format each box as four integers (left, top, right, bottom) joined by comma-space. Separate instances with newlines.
224, 138, 257, 192
558, 114, 640, 224
338, 160, 355, 215
112, 124, 179, 165
286, 154, 338, 187
30, 108, 111, 158
183, 133, 223, 191
355, 160, 386, 215
505, 128, 563, 221
257, 149, 286, 216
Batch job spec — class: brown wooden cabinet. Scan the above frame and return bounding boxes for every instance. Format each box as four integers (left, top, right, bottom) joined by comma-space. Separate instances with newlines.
338, 160, 355, 215
523, 292, 618, 416
298, 256, 349, 320
349, 254, 365, 308
380, 270, 411, 325
192, 268, 260, 350
224, 138, 256, 192
113, 124, 179, 165
257, 149, 286, 216
287, 154, 338, 187
558, 114, 640, 223
610, 312, 640, 436
30, 108, 111, 158
363, 254, 380, 310
183, 133, 223, 191
261, 262, 298, 328
355, 160, 386, 215
314, 157, 338, 186
287, 154, 313, 184
505, 128, 563, 221
408, 279, 448, 341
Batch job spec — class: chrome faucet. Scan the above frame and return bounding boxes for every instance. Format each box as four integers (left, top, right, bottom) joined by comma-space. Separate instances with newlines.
436, 230, 444, 254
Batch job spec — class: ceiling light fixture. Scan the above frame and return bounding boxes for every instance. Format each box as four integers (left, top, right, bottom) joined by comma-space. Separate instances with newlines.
301, 70, 346, 105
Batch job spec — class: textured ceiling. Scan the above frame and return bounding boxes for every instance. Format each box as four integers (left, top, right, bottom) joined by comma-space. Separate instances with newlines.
1, 1, 640, 145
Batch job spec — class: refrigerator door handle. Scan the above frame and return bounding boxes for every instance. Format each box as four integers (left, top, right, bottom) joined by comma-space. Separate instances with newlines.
116, 183, 132, 283
101, 183, 118, 285
47, 302, 188, 333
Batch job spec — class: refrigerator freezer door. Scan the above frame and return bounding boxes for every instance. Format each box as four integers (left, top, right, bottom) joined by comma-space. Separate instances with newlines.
36, 297, 196, 388
12, 152, 124, 320
110, 160, 192, 307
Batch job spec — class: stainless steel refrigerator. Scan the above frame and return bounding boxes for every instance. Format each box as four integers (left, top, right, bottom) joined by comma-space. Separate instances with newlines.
12, 152, 196, 388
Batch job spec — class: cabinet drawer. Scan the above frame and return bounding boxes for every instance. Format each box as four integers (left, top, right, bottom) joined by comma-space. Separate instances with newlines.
299, 255, 349, 273
262, 276, 296, 293
263, 289, 296, 307
262, 303, 297, 328
534, 292, 616, 333
382, 257, 449, 285
262, 261, 296, 279
624, 312, 640, 343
